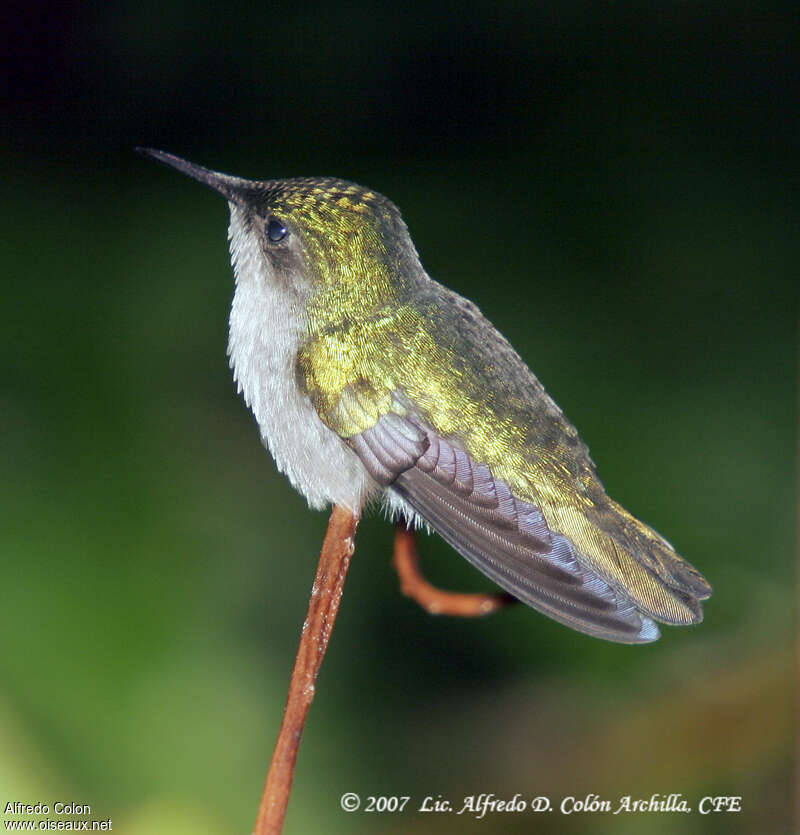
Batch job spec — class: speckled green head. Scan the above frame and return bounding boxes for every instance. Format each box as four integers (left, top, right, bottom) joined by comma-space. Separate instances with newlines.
138, 149, 420, 326
140, 148, 711, 644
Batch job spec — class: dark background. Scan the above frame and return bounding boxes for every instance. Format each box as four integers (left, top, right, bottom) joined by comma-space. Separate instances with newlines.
1, 2, 796, 833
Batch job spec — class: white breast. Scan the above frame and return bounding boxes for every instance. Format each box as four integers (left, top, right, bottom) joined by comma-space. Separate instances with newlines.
225, 206, 373, 512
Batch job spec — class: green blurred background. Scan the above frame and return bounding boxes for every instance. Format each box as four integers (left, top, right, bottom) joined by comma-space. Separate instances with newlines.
2, 1, 796, 833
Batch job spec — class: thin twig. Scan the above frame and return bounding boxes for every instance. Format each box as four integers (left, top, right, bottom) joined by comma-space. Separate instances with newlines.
393, 524, 516, 616
254, 505, 359, 835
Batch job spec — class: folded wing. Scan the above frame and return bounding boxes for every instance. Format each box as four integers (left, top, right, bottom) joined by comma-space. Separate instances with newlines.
350, 410, 667, 643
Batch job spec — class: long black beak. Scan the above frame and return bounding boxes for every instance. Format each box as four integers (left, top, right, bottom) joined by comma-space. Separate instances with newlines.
136, 148, 256, 205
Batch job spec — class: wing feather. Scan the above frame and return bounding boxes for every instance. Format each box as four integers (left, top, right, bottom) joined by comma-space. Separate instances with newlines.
348, 412, 670, 643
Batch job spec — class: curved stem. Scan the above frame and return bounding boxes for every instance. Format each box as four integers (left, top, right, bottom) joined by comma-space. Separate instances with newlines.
393, 524, 515, 616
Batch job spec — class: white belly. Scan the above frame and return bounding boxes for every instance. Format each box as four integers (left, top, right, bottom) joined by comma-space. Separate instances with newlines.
226, 207, 374, 512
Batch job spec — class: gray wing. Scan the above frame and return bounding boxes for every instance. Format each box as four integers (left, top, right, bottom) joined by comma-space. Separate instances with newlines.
349, 413, 660, 643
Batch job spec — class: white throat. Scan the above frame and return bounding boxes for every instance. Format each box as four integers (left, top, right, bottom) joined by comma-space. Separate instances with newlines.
225, 206, 372, 511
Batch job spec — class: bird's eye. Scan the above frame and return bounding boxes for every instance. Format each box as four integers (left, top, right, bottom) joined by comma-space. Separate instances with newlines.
267, 217, 288, 243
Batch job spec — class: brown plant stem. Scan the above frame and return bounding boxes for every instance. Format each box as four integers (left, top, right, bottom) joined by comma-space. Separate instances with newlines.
254, 505, 359, 835
393, 523, 516, 616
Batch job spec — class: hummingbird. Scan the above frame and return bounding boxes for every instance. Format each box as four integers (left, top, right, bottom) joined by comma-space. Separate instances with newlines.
139, 149, 711, 644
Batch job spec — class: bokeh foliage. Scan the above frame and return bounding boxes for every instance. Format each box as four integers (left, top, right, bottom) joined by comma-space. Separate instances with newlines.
1, 1, 796, 833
